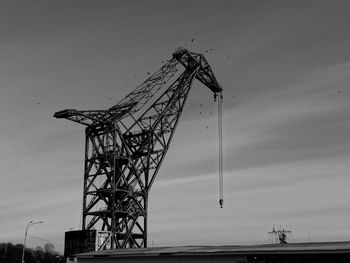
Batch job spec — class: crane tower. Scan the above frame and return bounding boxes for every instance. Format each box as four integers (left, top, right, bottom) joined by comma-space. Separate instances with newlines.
55, 48, 223, 250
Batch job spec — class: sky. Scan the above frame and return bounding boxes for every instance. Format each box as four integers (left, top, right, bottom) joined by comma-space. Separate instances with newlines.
0, 0, 350, 253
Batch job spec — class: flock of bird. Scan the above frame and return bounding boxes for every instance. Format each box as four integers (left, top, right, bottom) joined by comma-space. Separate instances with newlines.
42, 36, 344, 125
198, 102, 217, 130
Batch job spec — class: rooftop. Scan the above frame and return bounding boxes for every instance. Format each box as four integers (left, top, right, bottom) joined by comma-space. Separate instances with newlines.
77, 241, 350, 258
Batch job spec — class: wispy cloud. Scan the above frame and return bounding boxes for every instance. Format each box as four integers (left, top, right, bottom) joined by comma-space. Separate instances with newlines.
1, 1, 350, 251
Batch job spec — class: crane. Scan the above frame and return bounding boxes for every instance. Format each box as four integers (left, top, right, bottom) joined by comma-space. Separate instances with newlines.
54, 47, 223, 250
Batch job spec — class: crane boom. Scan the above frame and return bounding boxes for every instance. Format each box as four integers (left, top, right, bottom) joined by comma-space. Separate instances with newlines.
55, 48, 223, 250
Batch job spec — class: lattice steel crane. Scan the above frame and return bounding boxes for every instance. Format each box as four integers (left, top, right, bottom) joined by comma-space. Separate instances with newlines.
54, 48, 223, 250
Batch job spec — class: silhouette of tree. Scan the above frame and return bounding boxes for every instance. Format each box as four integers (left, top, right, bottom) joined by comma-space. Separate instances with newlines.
35, 246, 45, 262
0, 242, 63, 263
44, 243, 56, 255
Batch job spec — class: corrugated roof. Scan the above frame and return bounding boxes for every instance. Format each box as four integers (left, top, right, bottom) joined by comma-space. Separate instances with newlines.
77, 241, 350, 258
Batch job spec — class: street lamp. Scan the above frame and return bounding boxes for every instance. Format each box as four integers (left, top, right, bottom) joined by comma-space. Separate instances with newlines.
21, 220, 44, 263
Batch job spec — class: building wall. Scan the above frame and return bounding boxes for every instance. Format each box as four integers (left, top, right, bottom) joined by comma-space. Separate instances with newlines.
77, 253, 350, 263
77, 255, 247, 263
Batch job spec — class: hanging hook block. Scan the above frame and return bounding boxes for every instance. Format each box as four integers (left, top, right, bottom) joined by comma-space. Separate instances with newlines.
219, 199, 224, 208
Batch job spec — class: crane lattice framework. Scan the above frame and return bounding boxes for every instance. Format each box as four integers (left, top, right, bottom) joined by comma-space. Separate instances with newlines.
54, 48, 223, 249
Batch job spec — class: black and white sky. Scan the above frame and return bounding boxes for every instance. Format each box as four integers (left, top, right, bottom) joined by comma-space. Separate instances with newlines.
1, 0, 350, 251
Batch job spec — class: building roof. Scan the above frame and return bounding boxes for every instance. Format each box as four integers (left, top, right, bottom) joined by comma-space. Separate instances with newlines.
77, 241, 350, 258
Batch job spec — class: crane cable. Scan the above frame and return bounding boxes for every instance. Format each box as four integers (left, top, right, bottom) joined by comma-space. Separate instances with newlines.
217, 92, 224, 208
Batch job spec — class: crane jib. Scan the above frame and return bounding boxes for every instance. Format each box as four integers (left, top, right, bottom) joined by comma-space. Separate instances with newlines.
173, 48, 223, 94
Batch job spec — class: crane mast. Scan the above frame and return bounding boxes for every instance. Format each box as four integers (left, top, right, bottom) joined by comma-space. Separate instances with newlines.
55, 48, 223, 250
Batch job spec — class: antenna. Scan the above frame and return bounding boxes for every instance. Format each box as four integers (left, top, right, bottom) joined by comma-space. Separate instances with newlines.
268, 225, 292, 244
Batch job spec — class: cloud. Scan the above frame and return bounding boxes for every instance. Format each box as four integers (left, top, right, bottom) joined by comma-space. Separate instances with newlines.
1, 1, 350, 251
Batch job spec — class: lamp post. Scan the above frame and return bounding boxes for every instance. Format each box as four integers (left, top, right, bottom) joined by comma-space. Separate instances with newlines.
21, 220, 44, 263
